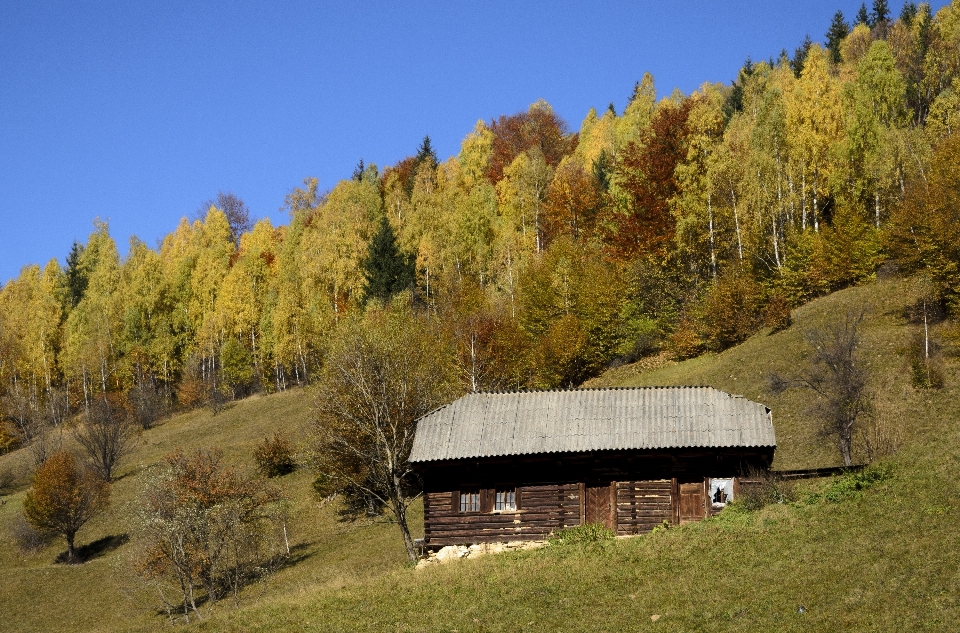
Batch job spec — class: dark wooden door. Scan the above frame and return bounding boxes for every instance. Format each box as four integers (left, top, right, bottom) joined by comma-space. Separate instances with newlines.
678, 482, 705, 524
584, 484, 613, 529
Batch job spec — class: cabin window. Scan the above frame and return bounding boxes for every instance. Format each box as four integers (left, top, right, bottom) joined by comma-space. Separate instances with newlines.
494, 489, 516, 512
459, 491, 480, 513
709, 478, 734, 509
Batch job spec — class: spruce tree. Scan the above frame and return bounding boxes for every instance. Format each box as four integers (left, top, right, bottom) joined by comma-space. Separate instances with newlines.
65, 241, 88, 308
900, 2, 918, 26
414, 135, 438, 172
856, 2, 870, 26
871, 0, 890, 26
790, 35, 813, 78
361, 216, 415, 304
826, 11, 851, 64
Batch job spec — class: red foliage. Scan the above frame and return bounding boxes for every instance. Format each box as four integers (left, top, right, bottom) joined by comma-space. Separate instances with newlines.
381, 156, 417, 195
486, 106, 577, 184
543, 160, 602, 246
604, 99, 695, 259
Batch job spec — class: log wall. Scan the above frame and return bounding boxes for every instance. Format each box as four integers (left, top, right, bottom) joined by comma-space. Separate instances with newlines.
424, 483, 582, 546
614, 480, 675, 535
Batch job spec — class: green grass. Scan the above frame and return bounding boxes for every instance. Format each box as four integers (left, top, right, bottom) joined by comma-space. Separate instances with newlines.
2, 275, 959, 632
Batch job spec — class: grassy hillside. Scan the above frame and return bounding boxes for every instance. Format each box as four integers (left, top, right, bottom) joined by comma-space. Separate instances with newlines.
2, 275, 959, 632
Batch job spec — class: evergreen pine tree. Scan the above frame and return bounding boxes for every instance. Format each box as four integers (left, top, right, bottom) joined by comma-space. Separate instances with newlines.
361, 216, 415, 304
900, 2, 918, 26
856, 2, 870, 25
65, 241, 88, 308
790, 35, 813, 78
414, 135, 438, 172
352, 159, 365, 182
871, 0, 890, 26
724, 57, 754, 117
826, 11, 851, 64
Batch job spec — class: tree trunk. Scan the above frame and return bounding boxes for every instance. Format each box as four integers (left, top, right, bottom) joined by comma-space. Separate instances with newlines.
391, 497, 417, 562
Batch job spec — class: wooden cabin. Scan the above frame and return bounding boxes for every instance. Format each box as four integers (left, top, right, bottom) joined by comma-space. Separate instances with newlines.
409, 387, 776, 547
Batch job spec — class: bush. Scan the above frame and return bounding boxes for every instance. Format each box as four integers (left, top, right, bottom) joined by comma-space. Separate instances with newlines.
10, 514, 49, 554
670, 318, 702, 360
134, 449, 286, 622
548, 523, 615, 546
736, 469, 796, 510
764, 293, 793, 332
0, 466, 16, 495
254, 433, 296, 478
817, 465, 891, 503
696, 273, 764, 351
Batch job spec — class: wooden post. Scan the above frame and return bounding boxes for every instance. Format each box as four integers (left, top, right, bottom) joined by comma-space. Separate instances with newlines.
578, 482, 585, 526
671, 478, 679, 525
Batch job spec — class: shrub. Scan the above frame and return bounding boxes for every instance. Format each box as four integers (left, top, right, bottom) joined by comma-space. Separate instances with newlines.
817, 465, 891, 503
10, 514, 49, 554
764, 292, 793, 332
670, 318, 702, 360
548, 523, 615, 546
696, 273, 764, 351
176, 375, 208, 410
736, 469, 796, 510
907, 330, 945, 389
254, 433, 296, 478
0, 466, 15, 495
133, 449, 285, 622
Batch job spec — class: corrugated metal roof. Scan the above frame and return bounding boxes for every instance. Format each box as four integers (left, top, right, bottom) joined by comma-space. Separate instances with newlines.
408, 387, 775, 463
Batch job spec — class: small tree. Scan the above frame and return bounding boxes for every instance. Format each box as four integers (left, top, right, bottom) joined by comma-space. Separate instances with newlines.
310, 304, 457, 561
75, 394, 138, 482
770, 311, 871, 466
134, 449, 285, 622
22, 451, 110, 563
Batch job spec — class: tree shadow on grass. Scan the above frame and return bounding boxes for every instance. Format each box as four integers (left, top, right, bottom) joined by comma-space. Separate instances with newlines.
55, 533, 130, 565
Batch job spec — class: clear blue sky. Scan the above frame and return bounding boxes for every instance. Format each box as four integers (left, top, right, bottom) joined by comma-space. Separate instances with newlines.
0, 1, 943, 284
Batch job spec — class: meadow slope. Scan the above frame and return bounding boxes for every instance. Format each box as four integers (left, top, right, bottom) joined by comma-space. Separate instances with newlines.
1, 275, 958, 632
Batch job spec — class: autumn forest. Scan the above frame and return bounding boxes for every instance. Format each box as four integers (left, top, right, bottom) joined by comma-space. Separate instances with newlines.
2, 1, 960, 451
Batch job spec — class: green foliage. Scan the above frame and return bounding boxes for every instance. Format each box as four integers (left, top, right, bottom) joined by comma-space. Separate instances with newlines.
548, 522, 615, 546
361, 216, 415, 304
221, 337, 254, 397
736, 471, 797, 510
810, 464, 892, 503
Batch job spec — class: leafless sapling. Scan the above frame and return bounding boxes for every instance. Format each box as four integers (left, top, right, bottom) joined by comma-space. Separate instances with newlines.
770, 310, 871, 467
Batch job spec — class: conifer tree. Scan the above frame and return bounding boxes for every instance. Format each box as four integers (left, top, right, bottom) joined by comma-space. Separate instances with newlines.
856, 2, 870, 26
871, 0, 890, 26
826, 11, 851, 64
790, 35, 814, 77
65, 241, 88, 309
414, 135, 438, 173
361, 216, 415, 303
899, 1, 918, 25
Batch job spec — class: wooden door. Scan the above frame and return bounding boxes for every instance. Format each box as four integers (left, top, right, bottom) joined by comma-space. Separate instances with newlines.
678, 482, 705, 524
584, 484, 613, 529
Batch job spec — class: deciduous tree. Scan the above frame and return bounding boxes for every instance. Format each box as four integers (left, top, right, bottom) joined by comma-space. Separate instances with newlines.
23, 451, 110, 563
310, 305, 457, 561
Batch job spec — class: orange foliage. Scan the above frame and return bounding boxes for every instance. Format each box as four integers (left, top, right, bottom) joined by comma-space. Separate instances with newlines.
605, 99, 694, 259
486, 105, 577, 184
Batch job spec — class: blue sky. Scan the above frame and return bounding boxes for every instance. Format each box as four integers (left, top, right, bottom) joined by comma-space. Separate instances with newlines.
0, 1, 944, 284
